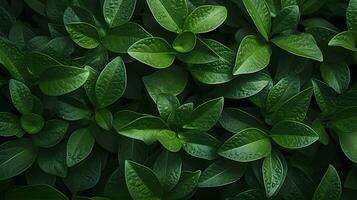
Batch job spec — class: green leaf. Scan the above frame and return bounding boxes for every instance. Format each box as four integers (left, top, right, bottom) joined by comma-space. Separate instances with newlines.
20, 113, 44, 134
95, 109, 113, 130
103, 0, 136, 28
165, 170, 201, 200
167, 103, 193, 131
198, 159, 246, 188
147, 0, 187, 33
102, 22, 151, 53
218, 128, 271, 162
66, 128, 95, 167
262, 150, 287, 197
272, 33, 323, 61
0, 112, 24, 137
320, 63, 350, 94
38, 66, 89, 96
176, 38, 219, 64
54, 97, 92, 121
5, 185, 68, 200
179, 130, 220, 160
0, 139, 38, 180
84, 66, 98, 105
118, 137, 148, 170
266, 76, 300, 112
0, 37, 30, 81
125, 160, 163, 200
347, 0, 357, 31
183, 97, 224, 131
155, 130, 182, 152
312, 165, 341, 200
183, 5, 227, 34
272, 5, 300, 34
95, 56, 127, 108
311, 79, 337, 114
32, 119, 69, 148
9, 79, 34, 114
37, 142, 67, 177
219, 108, 266, 133
63, 6, 100, 49
233, 35, 271, 75
114, 114, 173, 147
128, 37, 175, 68
338, 131, 357, 163
270, 120, 319, 149
173, 31, 196, 53
143, 65, 187, 102
153, 150, 182, 191
270, 87, 313, 124
213, 72, 271, 99
156, 93, 180, 120
242, 0, 271, 40
328, 31, 357, 51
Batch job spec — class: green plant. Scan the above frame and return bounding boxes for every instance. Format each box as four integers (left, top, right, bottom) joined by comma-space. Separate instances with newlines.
0, 0, 356, 199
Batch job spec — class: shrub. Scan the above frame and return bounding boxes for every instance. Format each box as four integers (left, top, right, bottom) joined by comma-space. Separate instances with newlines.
0, 0, 356, 199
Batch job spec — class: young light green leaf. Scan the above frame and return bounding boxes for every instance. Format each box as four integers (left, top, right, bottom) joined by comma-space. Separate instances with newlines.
128, 37, 175, 68
347, 0, 357, 31
155, 130, 182, 152
242, 0, 271, 40
95, 56, 126, 108
271, 120, 319, 149
183, 5, 227, 34
328, 31, 357, 51
165, 170, 201, 200
262, 150, 287, 197
143, 65, 187, 102
125, 160, 163, 200
66, 128, 95, 167
38, 66, 89, 96
312, 165, 341, 200
183, 97, 224, 131
5, 185, 68, 200
9, 79, 34, 114
0, 112, 24, 137
20, 113, 44, 134
218, 128, 271, 162
320, 63, 350, 94
103, 0, 136, 28
173, 31, 196, 53
102, 22, 151, 53
198, 159, 246, 188
0, 139, 38, 180
272, 33, 323, 61
233, 35, 271, 75
153, 150, 182, 191
147, 0, 187, 33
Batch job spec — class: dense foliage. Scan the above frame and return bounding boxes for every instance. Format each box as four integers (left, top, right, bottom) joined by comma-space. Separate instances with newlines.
0, 0, 356, 199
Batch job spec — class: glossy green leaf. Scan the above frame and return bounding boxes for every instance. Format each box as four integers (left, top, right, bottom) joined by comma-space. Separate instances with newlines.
312, 165, 341, 200
95, 109, 113, 130
242, 0, 271, 40
183, 97, 224, 131
272, 5, 300, 34
338, 131, 357, 163
328, 31, 357, 51
20, 113, 44, 134
183, 5, 227, 34
66, 128, 95, 167
128, 37, 175, 68
37, 142, 67, 177
233, 35, 271, 75
320, 63, 350, 94
0, 112, 24, 137
5, 185, 68, 200
147, 0, 187, 33
272, 33, 323, 61
9, 79, 34, 114
198, 159, 246, 188
156, 93, 180, 120
95, 56, 126, 108
347, 0, 357, 30
173, 31, 196, 53
125, 160, 163, 200
271, 120, 319, 149
218, 128, 271, 162
103, 0, 136, 28
165, 170, 201, 200
38, 66, 89, 96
